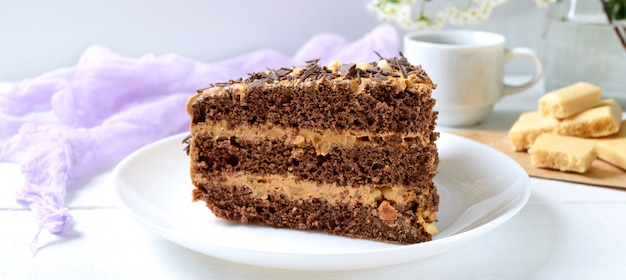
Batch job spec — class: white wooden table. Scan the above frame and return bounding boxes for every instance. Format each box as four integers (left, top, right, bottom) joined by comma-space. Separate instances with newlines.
2, 80, 626, 279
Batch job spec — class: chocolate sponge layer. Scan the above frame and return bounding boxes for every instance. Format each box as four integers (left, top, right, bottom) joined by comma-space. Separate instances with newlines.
191, 133, 438, 188
192, 182, 437, 244
190, 78, 437, 136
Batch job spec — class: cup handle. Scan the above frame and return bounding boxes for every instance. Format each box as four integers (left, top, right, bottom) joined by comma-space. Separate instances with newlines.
503, 47, 544, 96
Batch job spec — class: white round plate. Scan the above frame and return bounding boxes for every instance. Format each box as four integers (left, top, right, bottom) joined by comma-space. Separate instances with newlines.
113, 132, 530, 271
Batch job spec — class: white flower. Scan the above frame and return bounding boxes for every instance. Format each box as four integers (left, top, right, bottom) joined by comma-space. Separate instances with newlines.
445, 0, 505, 26
367, 0, 446, 30
367, 0, 551, 31
533, 0, 558, 7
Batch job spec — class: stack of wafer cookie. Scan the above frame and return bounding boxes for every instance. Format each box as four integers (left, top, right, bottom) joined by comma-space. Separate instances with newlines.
508, 82, 625, 173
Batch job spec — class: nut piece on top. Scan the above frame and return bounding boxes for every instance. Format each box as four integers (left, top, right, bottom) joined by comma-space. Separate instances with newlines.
538, 82, 602, 119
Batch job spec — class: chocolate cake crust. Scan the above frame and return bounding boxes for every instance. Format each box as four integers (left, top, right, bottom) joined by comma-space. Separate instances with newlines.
192, 133, 437, 188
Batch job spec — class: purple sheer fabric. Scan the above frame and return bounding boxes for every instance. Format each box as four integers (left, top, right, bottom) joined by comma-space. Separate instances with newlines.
0, 25, 399, 252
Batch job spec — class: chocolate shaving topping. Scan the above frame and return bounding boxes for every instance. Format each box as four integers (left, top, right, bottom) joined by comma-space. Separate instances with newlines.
204, 52, 429, 93
375, 72, 388, 80
300, 64, 321, 80
248, 78, 267, 90
399, 64, 408, 78
373, 50, 383, 60
339, 63, 355, 76
276, 67, 292, 77
305, 58, 321, 64
315, 70, 326, 80
411, 68, 427, 81
213, 82, 231, 87
268, 68, 280, 80
391, 57, 408, 78
182, 134, 192, 155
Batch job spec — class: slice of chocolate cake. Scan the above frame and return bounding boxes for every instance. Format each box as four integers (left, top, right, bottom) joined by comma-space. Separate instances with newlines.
185, 55, 439, 244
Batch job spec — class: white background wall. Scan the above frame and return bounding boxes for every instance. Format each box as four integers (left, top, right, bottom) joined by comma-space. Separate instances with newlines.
0, 0, 548, 81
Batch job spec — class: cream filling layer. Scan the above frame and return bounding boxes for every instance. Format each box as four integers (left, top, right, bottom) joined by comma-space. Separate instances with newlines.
217, 172, 438, 234
192, 121, 433, 156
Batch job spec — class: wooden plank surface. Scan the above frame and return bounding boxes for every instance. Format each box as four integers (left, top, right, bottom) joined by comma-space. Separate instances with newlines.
450, 130, 626, 189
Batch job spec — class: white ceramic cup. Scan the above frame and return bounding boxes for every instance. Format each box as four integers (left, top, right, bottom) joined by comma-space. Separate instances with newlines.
403, 30, 543, 127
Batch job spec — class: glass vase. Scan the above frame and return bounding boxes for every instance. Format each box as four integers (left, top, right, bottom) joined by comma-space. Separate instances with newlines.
542, 0, 626, 106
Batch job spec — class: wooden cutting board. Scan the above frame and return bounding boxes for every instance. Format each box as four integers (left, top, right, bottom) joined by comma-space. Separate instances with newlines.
450, 130, 626, 189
